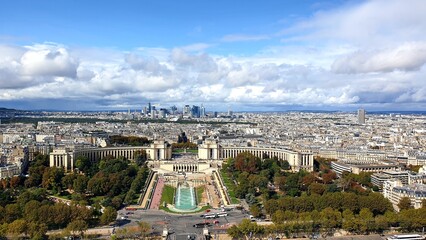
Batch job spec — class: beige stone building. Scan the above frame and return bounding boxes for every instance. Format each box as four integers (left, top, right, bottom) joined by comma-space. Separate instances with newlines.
198, 139, 314, 172
50, 140, 172, 171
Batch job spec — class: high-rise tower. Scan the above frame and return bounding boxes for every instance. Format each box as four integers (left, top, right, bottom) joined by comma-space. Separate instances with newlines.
358, 108, 366, 124
200, 104, 205, 117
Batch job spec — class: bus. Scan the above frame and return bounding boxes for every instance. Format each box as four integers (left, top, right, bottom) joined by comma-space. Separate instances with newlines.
217, 212, 228, 217
387, 234, 425, 240
204, 214, 218, 219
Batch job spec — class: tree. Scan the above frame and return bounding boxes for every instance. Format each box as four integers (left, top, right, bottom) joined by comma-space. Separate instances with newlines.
66, 220, 88, 238
374, 215, 389, 233
342, 209, 356, 233
9, 176, 22, 189
358, 208, 374, 234
24, 200, 42, 223
320, 207, 341, 237
308, 183, 326, 195
5, 204, 21, 223
250, 205, 262, 218
238, 219, 264, 239
336, 174, 352, 192
264, 199, 279, 215
341, 192, 359, 212
0, 206, 4, 223
398, 208, 426, 232
302, 173, 317, 187
0, 223, 7, 239
227, 225, 243, 239
138, 221, 152, 237
25, 165, 46, 187
234, 152, 261, 174
280, 160, 290, 170
272, 210, 286, 224
134, 150, 148, 166
274, 176, 286, 191
7, 219, 27, 237
73, 175, 89, 194
75, 156, 98, 176
62, 173, 78, 190
41, 167, 64, 191
322, 171, 337, 184
100, 206, 117, 225
27, 222, 47, 239
360, 192, 393, 215
398, 197, 412, 211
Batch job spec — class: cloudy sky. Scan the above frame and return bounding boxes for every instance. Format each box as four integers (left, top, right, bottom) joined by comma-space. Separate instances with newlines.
0, 0, 425, 111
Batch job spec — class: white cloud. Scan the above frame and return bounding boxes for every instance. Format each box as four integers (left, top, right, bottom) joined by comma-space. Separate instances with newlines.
280, 0, 426, 46
1, 8, 426, 111
180, 43, 212, 52
332, 42, 426, 73
125, 54, 170, 75
21, 45, 78, 78
221, 34, 269, 42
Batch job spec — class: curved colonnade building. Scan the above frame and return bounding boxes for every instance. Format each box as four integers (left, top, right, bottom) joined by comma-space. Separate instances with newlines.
50, 139, 314, 172
198, 140, 314, 172
50, 140, 172, 171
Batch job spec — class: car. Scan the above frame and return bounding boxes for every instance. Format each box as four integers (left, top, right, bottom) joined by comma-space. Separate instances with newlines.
213, 220, 219, 224
193, 223, 209, 228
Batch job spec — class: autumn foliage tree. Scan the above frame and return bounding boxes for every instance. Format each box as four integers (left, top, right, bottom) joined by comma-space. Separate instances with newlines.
234, 152, 261, 174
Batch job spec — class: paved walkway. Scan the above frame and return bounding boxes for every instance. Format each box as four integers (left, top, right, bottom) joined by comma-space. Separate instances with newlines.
150, 177, 165, 209
140, 173, 157, 208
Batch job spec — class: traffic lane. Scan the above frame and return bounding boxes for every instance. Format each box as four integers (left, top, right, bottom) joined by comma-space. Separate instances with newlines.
116, 209, 246, 235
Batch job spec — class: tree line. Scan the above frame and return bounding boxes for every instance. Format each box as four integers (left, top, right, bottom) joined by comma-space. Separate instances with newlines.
222, 152, 426, 238
228, 206, 426, 239
109, 135, 150, 146
0, 152, 151, 239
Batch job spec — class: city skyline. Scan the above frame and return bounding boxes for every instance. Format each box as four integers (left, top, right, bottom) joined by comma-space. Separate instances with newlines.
1, 0, 426, 111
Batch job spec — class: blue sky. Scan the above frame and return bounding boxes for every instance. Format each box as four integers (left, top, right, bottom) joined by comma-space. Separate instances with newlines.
0, 0, 426, 111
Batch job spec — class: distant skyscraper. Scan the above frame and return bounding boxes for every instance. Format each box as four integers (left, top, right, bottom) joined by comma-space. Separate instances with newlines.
159, 109, 167, 118
170, 105, 177, 114
358, 108, 366, 124
200, 104, 205, 117
191, 105, 200, 118
183, 105, 191, 116
148, 102, 152, 113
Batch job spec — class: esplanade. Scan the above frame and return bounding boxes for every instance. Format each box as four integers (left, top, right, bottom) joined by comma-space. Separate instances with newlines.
49, 139, 313, 172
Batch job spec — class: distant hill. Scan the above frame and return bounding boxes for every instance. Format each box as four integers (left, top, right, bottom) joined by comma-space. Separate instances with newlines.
0, 107, 17, 112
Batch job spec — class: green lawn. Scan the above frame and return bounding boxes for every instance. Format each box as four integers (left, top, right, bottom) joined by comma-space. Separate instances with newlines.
196, 186, 204, 204
55, 192, 72, 200
161, 185, 175, 205
219, 170, 240, 204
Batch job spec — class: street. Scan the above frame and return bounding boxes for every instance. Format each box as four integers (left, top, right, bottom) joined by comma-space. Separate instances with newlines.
116, 208, 247, 238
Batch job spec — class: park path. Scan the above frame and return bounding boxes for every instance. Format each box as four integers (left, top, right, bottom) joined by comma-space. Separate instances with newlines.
150, 177, 165, 209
